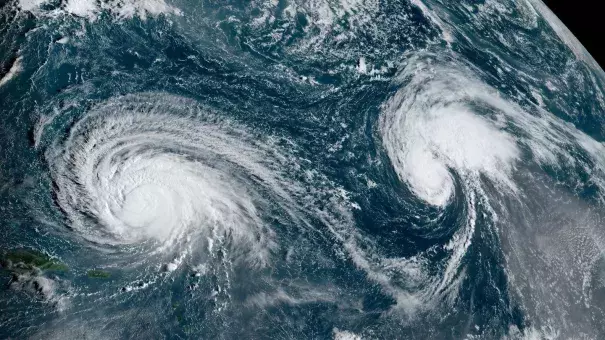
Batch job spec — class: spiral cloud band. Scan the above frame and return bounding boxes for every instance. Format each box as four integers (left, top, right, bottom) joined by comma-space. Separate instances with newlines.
45, 93, 310, 265
381, 53, 605, 208
372, 52, 605, 316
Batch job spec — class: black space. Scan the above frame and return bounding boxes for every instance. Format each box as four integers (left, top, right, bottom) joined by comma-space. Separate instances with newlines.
543, 0, 605, 69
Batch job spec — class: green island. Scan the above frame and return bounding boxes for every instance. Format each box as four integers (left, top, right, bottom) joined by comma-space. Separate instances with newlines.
87, 269, 111, 278
2, 249, 68, 273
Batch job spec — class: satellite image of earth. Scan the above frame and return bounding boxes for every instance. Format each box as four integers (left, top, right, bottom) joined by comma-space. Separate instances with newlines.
2, 0, 605, 338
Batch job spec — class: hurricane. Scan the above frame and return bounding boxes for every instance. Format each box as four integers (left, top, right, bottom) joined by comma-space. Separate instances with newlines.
378, 50, 605, 337
46, 93, 298, 265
